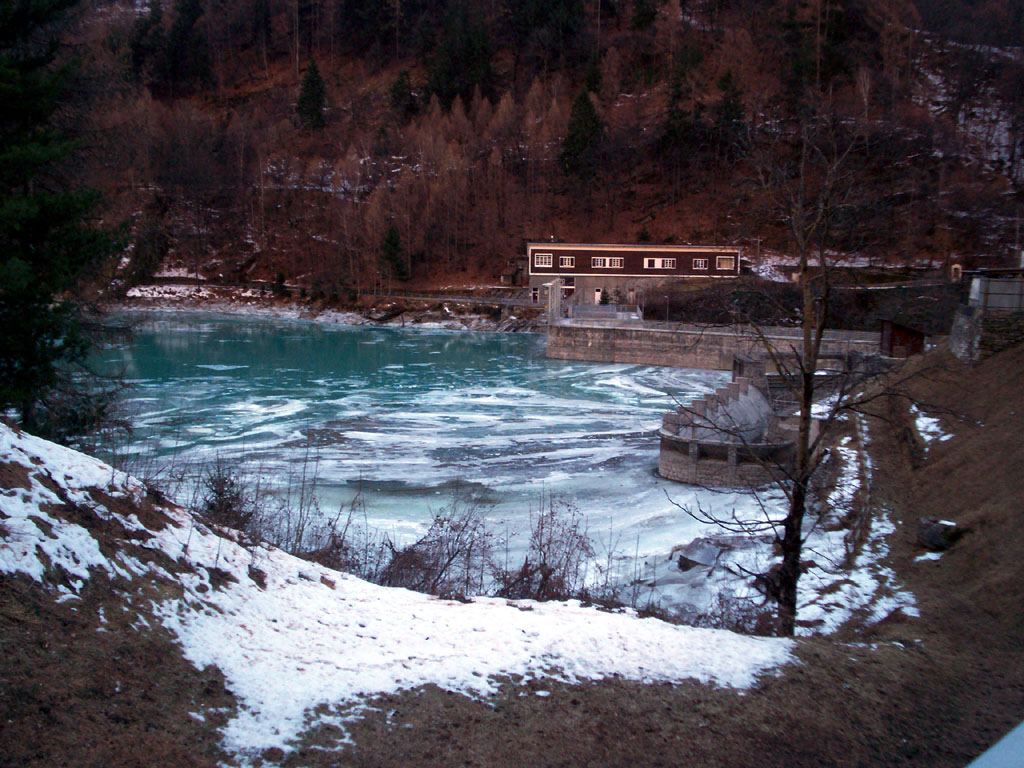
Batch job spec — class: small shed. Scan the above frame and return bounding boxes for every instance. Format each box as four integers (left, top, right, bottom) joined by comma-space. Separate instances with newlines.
500, 258, 526, 286
880, 319, 925, 358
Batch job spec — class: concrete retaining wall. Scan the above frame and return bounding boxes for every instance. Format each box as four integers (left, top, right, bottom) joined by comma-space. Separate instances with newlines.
546, 322, 881, 370
658, 435, 790, 487
949, 306, 981, 362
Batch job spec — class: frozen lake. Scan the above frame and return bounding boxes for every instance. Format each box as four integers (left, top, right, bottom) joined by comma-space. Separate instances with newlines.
103, 312, 781, 598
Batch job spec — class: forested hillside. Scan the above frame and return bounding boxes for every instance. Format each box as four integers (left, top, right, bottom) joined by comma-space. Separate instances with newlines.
58, 0, 1024, 293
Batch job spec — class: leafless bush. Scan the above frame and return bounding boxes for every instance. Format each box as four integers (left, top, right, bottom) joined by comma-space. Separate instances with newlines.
199, 457, 259, 531
300, 485, 392, 581
690, 592, 775, 636
150, 454, 730, 619
495, 497, 595, 601
378, 488, 493, 598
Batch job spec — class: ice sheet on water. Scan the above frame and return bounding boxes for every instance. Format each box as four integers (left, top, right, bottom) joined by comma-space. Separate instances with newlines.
104, 313, 916, 625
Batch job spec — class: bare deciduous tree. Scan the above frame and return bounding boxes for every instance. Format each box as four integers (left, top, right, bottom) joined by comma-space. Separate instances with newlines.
751, 111, 857, 635
668, 110, 861, 636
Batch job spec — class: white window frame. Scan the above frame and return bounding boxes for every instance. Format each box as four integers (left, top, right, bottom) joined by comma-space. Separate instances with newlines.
693, 258, 708, 270
609, 257, 623, 268
534, 253, 552, 268
664, 258, 676, 269
716, 255, 736, 271
559, 255, 575, 268
644, 257, 675, 270
592, 257, 607, 268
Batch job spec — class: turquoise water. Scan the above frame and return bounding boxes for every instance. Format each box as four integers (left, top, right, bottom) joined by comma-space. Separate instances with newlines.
103, 312, 743, 557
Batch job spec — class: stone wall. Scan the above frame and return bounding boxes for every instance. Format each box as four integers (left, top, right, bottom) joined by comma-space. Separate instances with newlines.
981, 311, 1024, 357
950, 306, 1024, 363
546, 322, 880, 370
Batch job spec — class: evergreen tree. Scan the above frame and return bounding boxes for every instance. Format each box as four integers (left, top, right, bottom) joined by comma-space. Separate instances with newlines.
380, 225, 409, 281
0, 0, 118, 437
583, 53, 602, 95
559, 90, 603, 178
427, 6, 492, 111
389, 70, 417, 121
713, 70, 746, 160
163, 0, 211, 92
297, 59, 327, 129
632, 0, 657, 31
504, 0, 584, 79
129, 0, 165, 83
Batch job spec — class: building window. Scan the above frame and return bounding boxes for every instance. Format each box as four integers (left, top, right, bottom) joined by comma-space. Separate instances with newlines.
559, 256, 575, 268
562, 277, 575, 287
534, 253, 552, 267
644, 258, 675, 270
609, 257, 623, 268
592, 257, 607, 268
693, 258, 708, 270
664, 258, 676, 269
717, 255, 736, 271
531, 287, 539, 303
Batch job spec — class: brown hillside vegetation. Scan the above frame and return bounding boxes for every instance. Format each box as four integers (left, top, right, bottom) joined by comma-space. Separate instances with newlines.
2, 341, 1023, 767
60, 0, 1024, 295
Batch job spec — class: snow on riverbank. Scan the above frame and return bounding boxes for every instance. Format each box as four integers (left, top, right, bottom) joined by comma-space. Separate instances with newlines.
0, 423, 795, 758
123, 284, 367, 324
618, 417, 919, 636
120, 284, 522, 332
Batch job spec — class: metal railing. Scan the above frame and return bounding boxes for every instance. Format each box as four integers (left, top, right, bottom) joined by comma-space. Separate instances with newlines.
357, 289, 536, 308
550, 316, 880, 343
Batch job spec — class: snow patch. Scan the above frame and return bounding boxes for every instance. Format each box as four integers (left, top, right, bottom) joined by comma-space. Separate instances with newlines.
910, 404, 953, 447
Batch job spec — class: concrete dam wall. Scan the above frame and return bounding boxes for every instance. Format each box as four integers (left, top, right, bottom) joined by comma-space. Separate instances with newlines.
545, 321, 881, 370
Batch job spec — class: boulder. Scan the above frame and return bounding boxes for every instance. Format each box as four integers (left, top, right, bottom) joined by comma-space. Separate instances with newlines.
677, 555, 704, 572
917, 518, 961, 551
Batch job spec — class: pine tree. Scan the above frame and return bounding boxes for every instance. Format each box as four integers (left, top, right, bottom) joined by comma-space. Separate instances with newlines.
380, 225, 408, 281
713, 70, 746, 161
129, 0, 164, 83
427, 6, 492, 111
0, 0, 118, 438
632, 0, 657, 30
559, 90, 602, 178
163, 0, 211, 92
297, 59, 327, 129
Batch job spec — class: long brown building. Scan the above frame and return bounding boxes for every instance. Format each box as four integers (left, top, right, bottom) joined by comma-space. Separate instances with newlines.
526, 242, 741, 306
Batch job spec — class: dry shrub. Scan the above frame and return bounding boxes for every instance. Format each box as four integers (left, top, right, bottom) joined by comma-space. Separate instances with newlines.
199, 458, 258, 532
495, 497, 594, 601
691, 592, 775, 635
379, 489, 493, 599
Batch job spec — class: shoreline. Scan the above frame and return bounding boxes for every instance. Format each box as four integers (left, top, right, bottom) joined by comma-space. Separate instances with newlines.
114, 283, 544, 333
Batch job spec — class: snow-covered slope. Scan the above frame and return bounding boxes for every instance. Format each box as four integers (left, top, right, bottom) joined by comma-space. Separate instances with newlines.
0, 424, 794, 759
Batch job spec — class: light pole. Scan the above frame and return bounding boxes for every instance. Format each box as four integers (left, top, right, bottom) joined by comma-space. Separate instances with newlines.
664, 294, 669, 322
